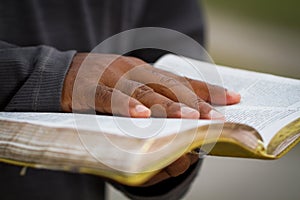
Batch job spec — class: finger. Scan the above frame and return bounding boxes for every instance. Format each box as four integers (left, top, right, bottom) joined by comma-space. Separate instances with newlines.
187, 152, 200, 165
139, 170, 170, 187
185, 77, 241, 105
126, 57, 240, 105
145, 67, 241, 105
127, 67, 223, 119
114, 78, 200, 119
141, 155, 191, 187
139, 153, 199, 187
90, 84, 151, 118
96, 57, 199, 118
165, 154, 191, 177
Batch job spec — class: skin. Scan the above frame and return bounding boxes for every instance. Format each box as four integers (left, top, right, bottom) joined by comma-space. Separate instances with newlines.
61, 53, 241, 186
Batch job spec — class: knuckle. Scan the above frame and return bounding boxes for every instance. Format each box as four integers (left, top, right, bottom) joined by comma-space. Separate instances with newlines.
191, 96, 204, 105
159, 76, 179, 87
191, 97, 211, 112
132, 85, 154, 100
95, 86, 113, 107
162, 100, 176, 109
120, 80, 142, 94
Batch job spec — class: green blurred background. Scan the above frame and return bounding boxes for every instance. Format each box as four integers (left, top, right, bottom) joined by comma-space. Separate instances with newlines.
108, 1, 300, 199
203, 0, 300, 79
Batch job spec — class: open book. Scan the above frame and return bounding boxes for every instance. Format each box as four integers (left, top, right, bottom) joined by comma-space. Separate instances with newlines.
0, 54, 299, 186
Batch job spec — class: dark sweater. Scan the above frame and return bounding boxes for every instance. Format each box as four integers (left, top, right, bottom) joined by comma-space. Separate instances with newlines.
0, 0, 205, 199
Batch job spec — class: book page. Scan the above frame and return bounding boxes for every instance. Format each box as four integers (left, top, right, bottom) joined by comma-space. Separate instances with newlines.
215, 64, 300, 145
0, 112, 219, 173
0, 112, 215, 139
155, 54, 300, 146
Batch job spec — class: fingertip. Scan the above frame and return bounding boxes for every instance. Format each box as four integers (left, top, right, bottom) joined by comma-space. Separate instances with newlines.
130, 104, 151, 118
226, 90, 241, 104
180, 107, 200, 119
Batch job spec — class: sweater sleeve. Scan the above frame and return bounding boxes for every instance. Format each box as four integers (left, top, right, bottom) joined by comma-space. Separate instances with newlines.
0, 41, 76, 111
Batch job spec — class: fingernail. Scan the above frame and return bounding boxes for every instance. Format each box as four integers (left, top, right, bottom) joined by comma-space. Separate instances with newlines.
227, 90, 240, 97
181, 107, 200, 118
135, 105, 150, 113
208, 110, 224, 119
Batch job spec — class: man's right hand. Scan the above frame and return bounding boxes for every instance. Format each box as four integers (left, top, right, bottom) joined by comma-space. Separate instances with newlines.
61, 53, 241, 119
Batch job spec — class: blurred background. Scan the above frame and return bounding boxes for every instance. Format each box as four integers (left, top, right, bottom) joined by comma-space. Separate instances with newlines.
108, 0, 300, 199
203, 0, 300, 79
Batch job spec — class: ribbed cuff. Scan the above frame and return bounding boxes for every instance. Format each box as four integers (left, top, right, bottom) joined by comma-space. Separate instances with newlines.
5, 46, 76, 112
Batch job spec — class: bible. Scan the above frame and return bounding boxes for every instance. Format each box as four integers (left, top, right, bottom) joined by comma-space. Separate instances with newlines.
0, 54, 299, 186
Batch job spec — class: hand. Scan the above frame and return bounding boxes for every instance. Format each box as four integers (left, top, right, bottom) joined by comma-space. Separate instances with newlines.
139, 153, 199, 187
61, 53, 240, 186
61, 53, 240, 119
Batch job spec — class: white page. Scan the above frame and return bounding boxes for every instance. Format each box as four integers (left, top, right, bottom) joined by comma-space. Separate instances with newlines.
155, 54, 300, 146
216, 67, 300, 145
0, 112, 216, 139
